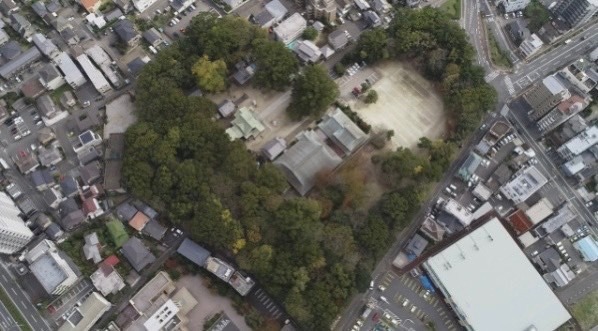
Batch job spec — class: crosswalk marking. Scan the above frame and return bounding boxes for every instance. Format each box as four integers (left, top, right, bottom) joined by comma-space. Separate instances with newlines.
484, 71, 499, 82
504, 76, 515, 95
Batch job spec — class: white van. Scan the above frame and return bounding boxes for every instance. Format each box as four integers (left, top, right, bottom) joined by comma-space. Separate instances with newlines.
149, 45, 158, 54
0, 158, 9, 170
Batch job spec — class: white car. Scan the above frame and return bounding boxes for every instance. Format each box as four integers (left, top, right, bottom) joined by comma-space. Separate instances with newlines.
14, 134, 22, 141
402, 299, 409, 307
378, 285, 386, 291
379, 296, 389, 304
410, 305, 417, 313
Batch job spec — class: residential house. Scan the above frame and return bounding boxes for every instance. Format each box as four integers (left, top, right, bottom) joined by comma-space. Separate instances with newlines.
132, 201, 158, 220
0, 40, 21, 61
53, 15, 72, 33
105, 8, 124, 22
506, 21, 529, 46
373, 0, 391, 13
79, 0, 101, 12
127, 56, 149, 76
38, 63, 65, 90
73, 130, 103, 155
25, 239, 79, 295
121, 237, 156, 272
38, 144, 62, 167
60, 176, 79, 198
60, 91, 77, 108
83, 232, 102, 264
328, 29, 349, 50
31, 169, 54, 191
116, 202, 138, 222
0, 28, 9, 46
46, 0, 61, 13
20, 77, 45, 98
60, 27, 80, 45
177, 239, 211, 267
13, 150, 39, 174
90, 258, 125, 296
10, 13, 32, 39
114, 19, 140, 47
114, 0, 133, 13
43, 187, 63, 210
132, 0, 158, 12
519, 33, 544, 59
142, 220, 166, 241
128, 211, 149, 232
31, 2, 50, 24
265, 0, 288, 22
251, 10, 276, 28
364, 10, 381, 27
32, 34, 59, 60
225, 107, 265, 140
36, 93, 59, 119
318, 108, 368, 155
80, 161, 101, 186
0, 47, 42, 79
57, 292, 111, 331
293, 40, 322, 63
46, 223, 65, 242
55, 52, 87, 88
82, 196, 102, 219
274, 130, 342, 195
0, 0, 17, 16
142, 28, 163, 47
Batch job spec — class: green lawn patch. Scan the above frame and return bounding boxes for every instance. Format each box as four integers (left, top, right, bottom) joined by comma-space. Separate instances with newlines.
571, 289, 598, 330
487, 28, 512, 68
0, 286, 33, 331
440, 0, 461, 20
107, 219, 129, 248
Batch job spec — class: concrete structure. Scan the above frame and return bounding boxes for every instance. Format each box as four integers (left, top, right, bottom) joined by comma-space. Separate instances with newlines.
26, 239, 78, 295
524, 197, 554, 224
442, 199, 473, 226
132, 0, 158, 12
559, 58, 598, 93
472, 183, 492, 201
274, 130, 342, 195
535, 204, 576, 237
306, 0, 336, 22
519, 34, 544, 59
205, 257, 235, 282
55, 52, 86, 88
116, 272, 198, 331
318, 108, 368, 155
498, 0, 530, 12
83, 232, 102, 264
76, 53, 111, 94
90, 261, 125, 296
38, 63, 65, 90
537, 92, 590, 134
553, 0, 598, 28
557, 125, 598, 159
525, 75, 570, 120
273, 13, 307, 45
423, 218, 571, 331
58, 292, 111, 331
0, 192, 34, 254
457, 152, 483, 181
499, 166, 548, 204
85, 45, 121, 90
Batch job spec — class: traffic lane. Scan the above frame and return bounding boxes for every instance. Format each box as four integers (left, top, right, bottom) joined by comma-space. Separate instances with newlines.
507, 110, 597, 233
0, 261, 51, 331
0, 300, 19, 331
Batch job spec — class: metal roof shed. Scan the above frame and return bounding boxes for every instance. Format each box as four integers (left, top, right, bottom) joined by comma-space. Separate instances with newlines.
177, 238, 211, 267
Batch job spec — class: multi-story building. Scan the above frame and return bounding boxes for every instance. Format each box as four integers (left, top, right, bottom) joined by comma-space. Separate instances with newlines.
499, 0, 530, 12
537, 92, 590, 134
524, 75, 570, 120
557, 125, 598, 159
553, 0, 598, 28
558, 58, 598, 94
25, 239, 79, 295
0, 192, 34, 254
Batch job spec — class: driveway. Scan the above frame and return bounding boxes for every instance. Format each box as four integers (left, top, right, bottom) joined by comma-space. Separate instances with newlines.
176, 275, 251, 331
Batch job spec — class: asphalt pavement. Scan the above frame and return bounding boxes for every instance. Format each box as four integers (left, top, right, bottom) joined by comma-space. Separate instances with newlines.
0, 259, 51, 331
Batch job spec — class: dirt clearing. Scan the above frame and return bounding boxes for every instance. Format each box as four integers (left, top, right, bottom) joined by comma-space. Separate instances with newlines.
338, 61, 446, 149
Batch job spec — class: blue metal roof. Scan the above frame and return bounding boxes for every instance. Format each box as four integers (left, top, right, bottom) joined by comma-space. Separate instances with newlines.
574, 236, 598, 262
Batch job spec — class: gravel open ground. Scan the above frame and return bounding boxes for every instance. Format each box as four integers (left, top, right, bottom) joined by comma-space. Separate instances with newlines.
340, 61, 446, 149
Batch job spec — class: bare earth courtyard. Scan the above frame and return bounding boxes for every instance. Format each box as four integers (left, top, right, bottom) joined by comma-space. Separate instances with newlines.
340, 61, 446, 149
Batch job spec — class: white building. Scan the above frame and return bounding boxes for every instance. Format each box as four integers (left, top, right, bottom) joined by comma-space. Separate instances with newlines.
55, 52, 87, 88
76, 53, 111, 94
26, 240, 78, 295
559, 59, 598, 93
58, 292, 111, 331
132, 0, 159, 12
0, 192, 34, 254
222, 0, 243, 9
32, 33, 60, 60
85, 45, 121, 87
273, 13, 307, 45
499, 0, 530, 12
524, 197, 554, 225
423, 218, 571, 331
519, 33, 544, 58
557, 125, 598, 159
442, 199, 473, 226
499, 166, 548, 204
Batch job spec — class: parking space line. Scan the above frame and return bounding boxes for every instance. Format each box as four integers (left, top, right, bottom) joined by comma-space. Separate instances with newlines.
440, 311, 446, 317
445, 319, 452, 325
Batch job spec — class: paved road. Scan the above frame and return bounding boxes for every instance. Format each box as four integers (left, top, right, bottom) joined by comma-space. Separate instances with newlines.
0, 260, 51, 331
0, 299, 20, 331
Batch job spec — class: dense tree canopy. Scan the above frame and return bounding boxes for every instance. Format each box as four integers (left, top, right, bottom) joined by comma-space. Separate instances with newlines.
288, 65, 339, 120
252, 39, 299, 91
192, 55, 228, 93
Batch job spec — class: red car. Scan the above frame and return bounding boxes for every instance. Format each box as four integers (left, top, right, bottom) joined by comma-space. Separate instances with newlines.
371, 312, 380, 322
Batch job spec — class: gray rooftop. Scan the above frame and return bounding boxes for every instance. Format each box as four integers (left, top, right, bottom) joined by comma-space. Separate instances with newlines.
274, 130, 342, 196
122, 237, 156, 272
0, 47, 41, 79
318, 108, 367, 154
177, 238, 211, 267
